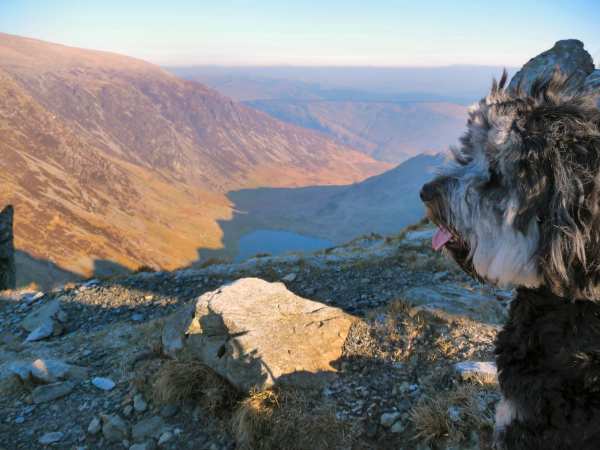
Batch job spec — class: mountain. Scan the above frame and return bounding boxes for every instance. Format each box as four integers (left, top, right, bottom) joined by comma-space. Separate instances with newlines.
198, 151, 451, 261
166, 68, 472, 164
243, 100, 468, 163
0, 33, 394, 287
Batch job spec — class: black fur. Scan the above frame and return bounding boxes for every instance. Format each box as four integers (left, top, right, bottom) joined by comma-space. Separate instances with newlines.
421, 69, 600, 449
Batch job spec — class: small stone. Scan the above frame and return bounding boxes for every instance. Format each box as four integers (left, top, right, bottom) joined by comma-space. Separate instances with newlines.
132, 314, 145, 322
26, 324, 54, 341
160, 404, 180, 418
92, 377, 116, 390
130, 444, 148, 450
281, 273, 296, 282
14, 416, 24, 424
390, 422, 405, 434
145, 295, 154, 300
11, 359, 88, 384
56, 311, 68, 323
454, 361, 498, 381
88, 418, 102, 435
304, 287, 315, 295
360, 278, 371, 284
100, 413, 129, 442
433, 271, 448, 281
132, 416, 164, 439
133, 394, 148, 412
38, 431, 63, 445
33, 382, 73, 403
397, 397, 411, 411
158, 431, 174, 446
380, 412, 401, 427
124, 405, 133, 417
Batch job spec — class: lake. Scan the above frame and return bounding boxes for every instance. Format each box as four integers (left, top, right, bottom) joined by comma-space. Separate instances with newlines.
235, 230, 337, 262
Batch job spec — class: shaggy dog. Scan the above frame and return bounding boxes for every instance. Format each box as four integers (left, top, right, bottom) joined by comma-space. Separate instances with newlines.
420, 69, 600, 449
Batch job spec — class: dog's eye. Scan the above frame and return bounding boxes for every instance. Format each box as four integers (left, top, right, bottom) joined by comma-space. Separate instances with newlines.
485, 167, 502, 188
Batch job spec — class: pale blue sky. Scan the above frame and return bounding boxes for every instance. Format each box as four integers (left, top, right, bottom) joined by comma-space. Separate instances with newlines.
1, 0, 598, 67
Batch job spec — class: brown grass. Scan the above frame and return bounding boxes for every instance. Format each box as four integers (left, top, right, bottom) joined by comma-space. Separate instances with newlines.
385, 216, 430, 246
231, 387, 352, 450
411, 378, 501, 444
153, 360, 237, 411
132, 265, 156, 275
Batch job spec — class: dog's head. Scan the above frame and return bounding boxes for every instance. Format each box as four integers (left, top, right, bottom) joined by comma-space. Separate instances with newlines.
421, 68, 600, 299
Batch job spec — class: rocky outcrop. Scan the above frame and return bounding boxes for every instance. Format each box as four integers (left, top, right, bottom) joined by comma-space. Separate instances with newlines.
508, 40, 595, 95
0, 205, 16, 290
162, 277, 357, 392
402, 283, 506, 325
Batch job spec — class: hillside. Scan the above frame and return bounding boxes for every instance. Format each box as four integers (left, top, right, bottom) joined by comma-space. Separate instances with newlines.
0, 219, 508, 450
168, 68, 470, 164
243, 100, 468, 163
0, 33, 394, 287
198, 151, 450, 262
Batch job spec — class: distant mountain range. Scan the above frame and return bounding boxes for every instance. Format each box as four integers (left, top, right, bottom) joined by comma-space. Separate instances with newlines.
165, 67, 506, 163
0, 33, 393, 288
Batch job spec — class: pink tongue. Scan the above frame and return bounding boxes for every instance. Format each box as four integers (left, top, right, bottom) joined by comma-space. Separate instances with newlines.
432, 228, 454, 251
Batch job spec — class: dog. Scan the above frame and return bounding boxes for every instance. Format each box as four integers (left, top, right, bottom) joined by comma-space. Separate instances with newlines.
420, 68, 600, 449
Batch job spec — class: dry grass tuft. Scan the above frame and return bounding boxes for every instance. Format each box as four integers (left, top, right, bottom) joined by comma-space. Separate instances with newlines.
132, 265, 156, 275
231, 387, 352, 450
153, 360, 237, 411
411, 378, 500, 444
386, 296, 414, 316
385, 216, 430, 246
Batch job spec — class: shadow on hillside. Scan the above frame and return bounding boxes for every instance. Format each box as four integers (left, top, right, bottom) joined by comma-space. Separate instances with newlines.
15, 249, 132, 291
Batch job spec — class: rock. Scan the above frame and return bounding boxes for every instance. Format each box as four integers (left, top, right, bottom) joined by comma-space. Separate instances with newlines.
10, 359, 88, 384
160, 404, 180, 418
132, 314, 145, 322
123, 405, 133, 417
56, 311, 68, 323
88, 418, 102, 435
132, 416, 164, 439
158, 431, 174, 446
432, 271, 447, 281
281, 273, 296, 282
38, 431, 63, 445
390, 422, 405, 434
360, 278, 371, 284
397, 397, 411, 411
100, 413, 129, 441
508, 40, 594, 95
21, 300, 62, 332
162, 278, 356, 391
403, 284, 506, 325
25, 324, 54, 342
92, 377, 115, 390
33, 382, 73, 403
454, 361, 498, 381
0, 205, 16, 290
133, 394, 148, 412
130, 444, 150, 450
380, 412, 401, 427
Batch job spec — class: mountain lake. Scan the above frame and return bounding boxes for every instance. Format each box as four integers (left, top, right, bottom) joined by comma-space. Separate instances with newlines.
235, 230, 336, 262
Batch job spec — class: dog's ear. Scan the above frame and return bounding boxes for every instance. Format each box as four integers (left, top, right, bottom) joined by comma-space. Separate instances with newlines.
521, 70, 600, 298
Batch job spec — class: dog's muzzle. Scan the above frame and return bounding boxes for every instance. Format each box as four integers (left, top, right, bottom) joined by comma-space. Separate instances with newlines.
419, 181, 439, 203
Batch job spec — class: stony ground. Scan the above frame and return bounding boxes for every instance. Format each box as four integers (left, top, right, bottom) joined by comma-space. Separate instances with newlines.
0, 224, 509, 450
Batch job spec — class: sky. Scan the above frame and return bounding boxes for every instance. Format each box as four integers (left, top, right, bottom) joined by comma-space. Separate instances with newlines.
0, 0, 599, 68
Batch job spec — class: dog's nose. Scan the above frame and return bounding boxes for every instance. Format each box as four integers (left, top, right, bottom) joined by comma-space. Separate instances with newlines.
420, 182, 438, 202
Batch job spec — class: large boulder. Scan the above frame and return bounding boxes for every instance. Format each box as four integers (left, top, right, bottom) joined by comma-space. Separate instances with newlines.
402, 283, 506, 325
0, 205, 16, 290
162, 278, 356, 392
508, 40, 594, 95
21, 299, 62, 332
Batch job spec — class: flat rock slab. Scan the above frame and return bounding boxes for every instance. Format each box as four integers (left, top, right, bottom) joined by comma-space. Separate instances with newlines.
21, 300, 62, 332
38, 432, 63, 445
11, 359, 88, 383
33, 382, 73, 403
402, 283, 506, 325
100, 413, 129, 441
454, 361, 498, 381
25, 324, 54, 341
162, 277, 357, 392
132, 416, 164, 439
92, 377, 115, 390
